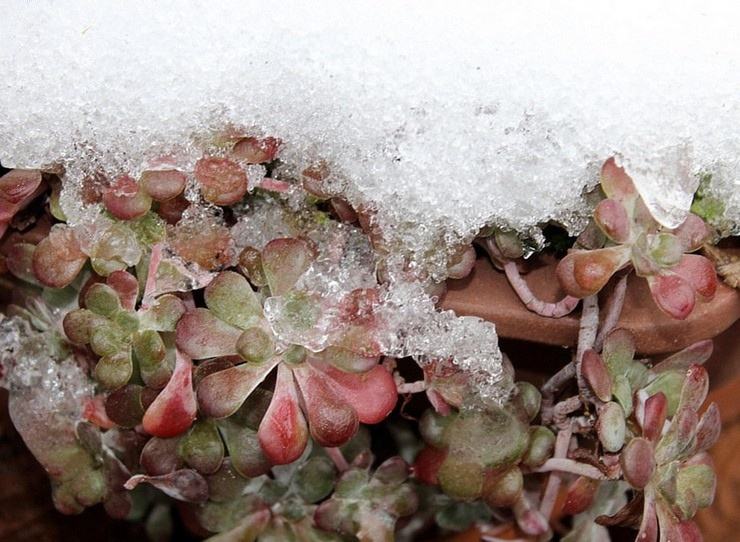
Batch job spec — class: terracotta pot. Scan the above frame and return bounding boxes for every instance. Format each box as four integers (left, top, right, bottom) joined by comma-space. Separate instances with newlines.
440, 256, 740, 355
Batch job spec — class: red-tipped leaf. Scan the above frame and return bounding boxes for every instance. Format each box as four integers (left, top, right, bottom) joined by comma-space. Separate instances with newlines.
648, 274, 696, 320
142, 350, 197, 438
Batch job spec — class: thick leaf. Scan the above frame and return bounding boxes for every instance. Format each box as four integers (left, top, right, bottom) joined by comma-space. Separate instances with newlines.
521, 426, 556, 468
594, 198, 630, 243
205, 270, 263, 328
0, 168, 42, 203
672, 214, 709, 252
141, 436, 184, 476
105, 384, 145, 428
636, 497, 658, 542
648, 233, 684, 268
562, 476, 599, 515
95, 351, 134, 390
218, 420, 272, 478
138, 294, 186, 331
32, 225, 87, 288
257, 364, 309, 464
293, 363, 359, 448
582, 349, 613, 402
179, 420, 224, 474
102, 175, 152, 220
652, 340, 713, 373
678, 365, 709, 413
656, 407, 698, 464
237, 246, 268, 287
124, 469, 208, 502
694, 403, 721, 452
261, 237, 315, 296
312, 360, 397, 424
142, 350, 197, 438
63, 309, 107, 344
447, 245, 476, 279
236, 326, 275, 363
194, 157, 248, 205
175, 308, 242, 359
600, 157, 637, 202
648, 274, 696, 320
620, 437, 655, 489
672, 254, 717, 299
642, 392, 668, 442
106, 270, 139, 310
556, 247, 629, 298
5, 242, 38, 284
597, 402, 626, 452
85, 283, 122, 317
232, 136, 281, 163
140, 169, 187, 201
197, 357, 279, 418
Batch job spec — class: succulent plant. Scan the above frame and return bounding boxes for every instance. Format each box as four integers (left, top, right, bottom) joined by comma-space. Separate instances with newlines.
557, 158, 718, 319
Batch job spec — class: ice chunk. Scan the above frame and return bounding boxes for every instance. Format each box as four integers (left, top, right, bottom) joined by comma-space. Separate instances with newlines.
1, 2, 738, 271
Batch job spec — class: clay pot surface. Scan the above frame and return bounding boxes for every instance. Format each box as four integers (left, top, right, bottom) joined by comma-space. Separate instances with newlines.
441, 257, 740, 355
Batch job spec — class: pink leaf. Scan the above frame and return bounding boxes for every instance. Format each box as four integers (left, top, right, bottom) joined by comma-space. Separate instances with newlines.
106, 270, 139, 311
258, 364, 308, 465
194, 157, 248, 206
672, 214, 709, 252
672, 254, 717, 299
175, 308, 242, 359
600, 157, 637, 202
232, 136, 281, 164
32, 225, 88, 288
648, 274, 696, 320
0, 169, 43, 204
447, 245, 477, 279
652, 340, 713, 373
140, 436, 184, 476
312, 361, 397, 424
642, 392, 668, 442
556, 247, 628, 298
637, 497, 658, 542
695, 403, 721, 453
197, 357, 279, 419
581, 349, 613, 402
124, 469, 208, 503
594, 198, 631, 243
139, 169, 187, 201
142, 350, 197, 438
102, 175, 152, 220
620, 437, 655, 489
293, 363, 359, 447
261, 237, 316, 296
678, 365, 709, 413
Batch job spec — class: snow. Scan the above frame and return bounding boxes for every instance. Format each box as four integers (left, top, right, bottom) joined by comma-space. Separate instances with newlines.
1, 1, 738, 255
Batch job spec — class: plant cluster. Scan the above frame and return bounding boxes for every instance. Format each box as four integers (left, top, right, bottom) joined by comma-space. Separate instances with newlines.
0, 149, 727, 541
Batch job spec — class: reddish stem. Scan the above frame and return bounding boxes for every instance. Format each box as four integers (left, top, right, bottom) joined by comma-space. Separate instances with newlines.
324, 447, 349, 472
539, 426, 572, 520
594, 273, 628, 351
501, 259, 579, 318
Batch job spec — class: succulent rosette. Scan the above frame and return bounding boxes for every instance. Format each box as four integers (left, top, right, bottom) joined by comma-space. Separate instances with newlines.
557, 158, 718, 319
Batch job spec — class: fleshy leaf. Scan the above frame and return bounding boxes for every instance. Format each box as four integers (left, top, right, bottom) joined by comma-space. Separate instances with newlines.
600, 157, 637, 202
142, 350, 197, 438
95, 351, 134, 390
620, 437, 655, 489
641, 392, 668, 442
556, 247, 629, 298
694, 403, 721, 452
648, 274, 695, 320
647, 233, 683, 268
562, 476, 599, 515
175, 308, 242, 359
257, 363, 309, 465
596, 401, 626, 453
236, 326, 275, 364
581, 349, 613, 402
105, 384, 145, 428
102, 175, 152, 220
124, 469, 208, 503
204, 270, 263, 329
194, 157, 248, 206
197, 357, 279, 419
140, 169, 187, 201
232, 136, 281, 163
140, 436, 184, 475
677, 365, 709, 413
672, 214, 709, 252
261, 237, 315, 296
293, 362, 359, 448
0, 168, 42, 204
218, 420, 272, 478
594, 198, 630, 243
311, 360, 397, 424
32, 225, 87, 288
106, 270, 139, 311
179, 420, 224, 475
138, 294, 186, 332
672, 254, 717, 299
237, 246, 268, 287
652, 340, 713, 373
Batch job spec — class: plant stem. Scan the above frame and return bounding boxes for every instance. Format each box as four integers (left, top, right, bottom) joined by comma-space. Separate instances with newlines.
501, 260, 580, 318
541, 362, 576, 425
396, 380, 427, 394
325, 447, 349, 472
594, 273, 628, 351
539, 426, 572, 520
534, 458, 608, 480
576, 294, 599, 401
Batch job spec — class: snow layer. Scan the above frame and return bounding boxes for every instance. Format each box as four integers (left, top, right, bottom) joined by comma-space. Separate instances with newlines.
1, 1, 739, 253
